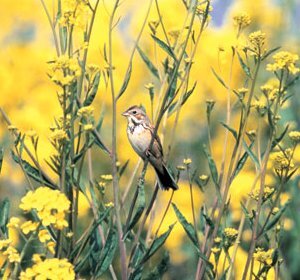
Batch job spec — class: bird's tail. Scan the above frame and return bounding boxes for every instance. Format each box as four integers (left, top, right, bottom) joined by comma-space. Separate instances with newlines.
154, 163, 178, 191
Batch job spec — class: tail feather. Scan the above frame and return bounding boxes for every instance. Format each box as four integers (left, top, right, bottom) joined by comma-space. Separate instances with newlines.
154, 163, 178, 191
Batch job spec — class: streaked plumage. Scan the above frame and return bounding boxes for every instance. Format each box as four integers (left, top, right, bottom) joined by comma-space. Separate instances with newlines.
122, 105, 178, 191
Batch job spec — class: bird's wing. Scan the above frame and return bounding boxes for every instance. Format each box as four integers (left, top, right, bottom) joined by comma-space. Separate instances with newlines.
143, 123, 164, 159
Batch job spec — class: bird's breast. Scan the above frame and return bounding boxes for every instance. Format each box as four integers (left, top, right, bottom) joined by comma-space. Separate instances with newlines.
127, 124, 151, 157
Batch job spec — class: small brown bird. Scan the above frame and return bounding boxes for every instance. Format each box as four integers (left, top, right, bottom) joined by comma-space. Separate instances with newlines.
122, 105, 178, 191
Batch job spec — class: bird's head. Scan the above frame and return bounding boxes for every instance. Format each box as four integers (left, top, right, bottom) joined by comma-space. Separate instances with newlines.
122, 105, 149, 125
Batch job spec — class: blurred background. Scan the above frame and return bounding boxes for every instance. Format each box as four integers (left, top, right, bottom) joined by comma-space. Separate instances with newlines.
0, 0, 299, 278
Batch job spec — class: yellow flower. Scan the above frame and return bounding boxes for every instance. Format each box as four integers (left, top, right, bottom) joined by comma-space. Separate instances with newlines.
233, 12, 251, 28
101, 174, 113, 181
20, 258, 75, 280
144, 82, 154, 90
183, 158, 192, 165
105, 202, 114, 208
0, 239, 11, 250
21, 221, 39, 235
49, 55, 81, 86
248, 30, 266, 55
223, 227, 238, 239
266, 51, 299, 75
38, 229, 51, 243
249, 186, 275, 202
7, 217, 20, 228
20, 187, 70, 230
32, 254, 42, 263
271, 148, 294, 172
98, 181, 106, 188
176, 165, 186, 171
237, 87, 248, 99
47, 241, 56, 255
3, 246, 20, 263
253, 248, 274, 266
214, 237, 222, 244
289, 131, 300, 142
50, 129, 68, 143
77, 105, 94, 118
211, 247, 220, 254
83, 124, 94, 131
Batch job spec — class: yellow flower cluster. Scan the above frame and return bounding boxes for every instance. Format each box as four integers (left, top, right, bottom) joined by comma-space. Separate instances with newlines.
233, 12, 251, 28
49, 129, 68, 144
289, 130, 300, 142
272, 148, 294, 172
248, 30, 266, 55
59, 0, 90, 30
249, 186, 275, 202
0, 239, 20, 263
20, 257, 75, 280
49, 55, 81, 86
260, 82, 280, 102
253, 248, 274, 266
196, 2, 213, 16
223, 227, 238, 239
183, 158, 192, 165
100, 174, 113, 181
78, 105, 95, 131
267, 51, 299, 75
19, 187, 70, 230
77, 105, 94, 118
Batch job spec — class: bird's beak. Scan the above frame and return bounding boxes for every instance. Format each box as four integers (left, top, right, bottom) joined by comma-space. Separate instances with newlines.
122, 111, 129, 117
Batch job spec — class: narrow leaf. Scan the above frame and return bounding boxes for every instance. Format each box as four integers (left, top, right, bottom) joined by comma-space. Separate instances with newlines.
140, 223, 175, 265
11, 151, 55, 189
137, 46, 160, 79
151, 35, 177, 61
263, 203, 288, 234
0, 198, 10, 235
172, 203, 198, 246
96, 229, 118, 277
211, 68, 229, 90
262, 46, 281, 61
203, 145, 219, 189
220, 122, 237, 140
242, 141, 259, 169
84, 71, 101, 106
126, 184, 145, 234
118, 159, 130, 178
237, 52, 251, 78
117, 62, 132, 100
0, 148, 3, 174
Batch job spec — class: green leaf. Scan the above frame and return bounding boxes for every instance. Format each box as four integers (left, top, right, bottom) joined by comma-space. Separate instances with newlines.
242, 141, 259, 169
203, 145, 219, 189
168, 82, 197, 116
0, 148, 3, 174
262, 46, 281, 61
117, 62, 132, 100
172, 203, 198, 247
0, 198, 10, 235
220, 122, 237, 140
211, 68, 229, 90
96, 228, 118, 277
237, 52, 251, 78
126, 184, 145, 234
263, 203, 288, 235
143, 252, 169, 280
151, 35, 177, 61
11, 151, 55, 189
272, 124, 289, 149
140, 223, 175, 265
118, 159, 130, 178
232, 141, 255, 180
84, 71, 101, 106
137, 46, 160, 79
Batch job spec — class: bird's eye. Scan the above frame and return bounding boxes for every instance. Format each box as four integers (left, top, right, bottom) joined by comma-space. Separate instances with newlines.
132, 110, 137, 115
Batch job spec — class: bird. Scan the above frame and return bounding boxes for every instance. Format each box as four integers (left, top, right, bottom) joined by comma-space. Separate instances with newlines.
122, 105, 178, 191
